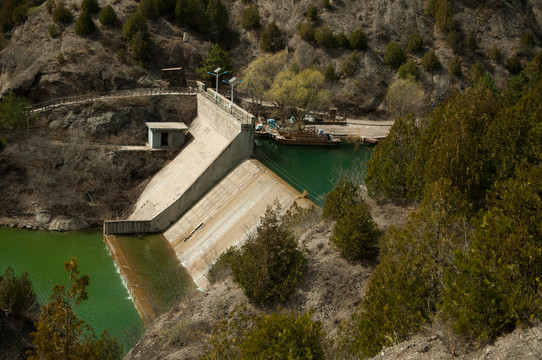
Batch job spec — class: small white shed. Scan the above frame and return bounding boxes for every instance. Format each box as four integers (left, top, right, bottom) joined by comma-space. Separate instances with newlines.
146, 122, 189, 149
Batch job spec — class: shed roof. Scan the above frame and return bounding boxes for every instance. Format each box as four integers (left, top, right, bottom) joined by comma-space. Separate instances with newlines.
146, 122, 188, 131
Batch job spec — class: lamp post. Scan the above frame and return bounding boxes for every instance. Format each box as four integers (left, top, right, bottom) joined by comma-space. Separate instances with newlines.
207, 67, 228, 102
223, 77, 242, 113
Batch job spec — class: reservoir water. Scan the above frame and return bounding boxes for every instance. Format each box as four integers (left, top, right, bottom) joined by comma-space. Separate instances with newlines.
255, 138, 373, 206
0, 138, 373, 351
0, 228, 144, 349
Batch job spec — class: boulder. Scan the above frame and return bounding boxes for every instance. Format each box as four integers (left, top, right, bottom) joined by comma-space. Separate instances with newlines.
48, 215, 90, 231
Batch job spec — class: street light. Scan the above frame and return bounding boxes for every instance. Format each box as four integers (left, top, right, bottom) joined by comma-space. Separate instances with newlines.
223, 77, 242, 113
207, 67, 228, 102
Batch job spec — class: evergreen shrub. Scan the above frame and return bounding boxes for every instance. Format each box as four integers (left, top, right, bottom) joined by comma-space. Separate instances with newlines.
384, 41, 406, 69
231, 205, 306, 305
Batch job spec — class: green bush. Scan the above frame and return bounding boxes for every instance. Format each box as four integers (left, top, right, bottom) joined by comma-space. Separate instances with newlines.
131, 30, 151, 61
384, 41, 406, 69
306, 4, 317, 21
260, 21, 283, 53
448, 55, 461, 76
0, 93, 31, 133
330, 200, 380, 261
469, 60, 486, 82
440, 164, 542, 343
196, 43, 233, 80
0, 267, 40, 316
81, 0, 99, 14
200, 307, 327, 360
339, 51, 360, 78
314, 25, 336, 48
52, 6, 74, 24
231, 205, 306, 305
11, 4, 28, 26
421, 48, 441, 72
74, 11, 96, 35
323, 64, 336, 82
335, 32, 349, 48
398, 60, 420, 80
365, 115, 421, 200
344, 179, 470, 358
489, 44, 502, 63
99, 5, 117, 25
435, 0, 455, 33
446, 30, 462, 53
506, 54, 522, 75
321, 0, 331, 10
241, 5, 259, 30
46, 0, 55, 14
298, 22, 315, 42
49, 24, 59, 38
349, 28, 367, 50
407, 33, 423, 53
241, 310, 327, 360
519, 31, 535, 49
206, 247, 239, 284
122, 11, 148, 41
323, 177, 361, 220
139, 0, 158, 20
464, 31, 477, 52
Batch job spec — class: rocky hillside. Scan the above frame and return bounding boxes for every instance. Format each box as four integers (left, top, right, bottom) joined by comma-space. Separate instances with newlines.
0, 0, 540, 115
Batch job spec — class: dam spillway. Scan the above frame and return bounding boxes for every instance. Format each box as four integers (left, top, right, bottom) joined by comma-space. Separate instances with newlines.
104, 83, 310, 322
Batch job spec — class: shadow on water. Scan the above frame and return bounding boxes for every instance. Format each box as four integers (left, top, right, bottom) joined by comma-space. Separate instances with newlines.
114, 234, 197, 316
254, 138, 373, 206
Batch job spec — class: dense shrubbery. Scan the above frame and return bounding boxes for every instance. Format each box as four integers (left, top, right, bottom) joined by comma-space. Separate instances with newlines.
344, 180, 471, 357
99, 5, 117, 26
175, 0, 228, 34
0, 0, 45, 32
355, 57, 542, 357
506, 54, 522, 75
200, 307, 327, 360
384, 41, 406, 69
231, 205, 306, 305
0, 267, 39, 316
260, 22, 284, 52
196, 43, 233, 80
240, 5, 259, 30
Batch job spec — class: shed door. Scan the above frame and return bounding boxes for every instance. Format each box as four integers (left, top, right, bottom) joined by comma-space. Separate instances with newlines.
161, 132, 168, 147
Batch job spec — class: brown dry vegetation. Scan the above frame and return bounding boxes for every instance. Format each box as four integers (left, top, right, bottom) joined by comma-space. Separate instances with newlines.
0, 95, 196, 227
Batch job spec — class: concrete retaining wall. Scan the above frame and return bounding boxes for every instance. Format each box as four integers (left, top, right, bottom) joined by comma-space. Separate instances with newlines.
104, 87, 255, 235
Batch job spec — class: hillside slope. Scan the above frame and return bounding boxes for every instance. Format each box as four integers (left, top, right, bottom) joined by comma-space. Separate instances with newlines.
0, 0, 540, 115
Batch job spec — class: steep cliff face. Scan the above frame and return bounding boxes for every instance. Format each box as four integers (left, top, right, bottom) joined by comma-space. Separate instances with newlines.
0, 0, 539, 113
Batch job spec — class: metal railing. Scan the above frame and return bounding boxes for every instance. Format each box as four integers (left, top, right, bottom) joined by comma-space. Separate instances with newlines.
200, 88, 255, 125
31, 86, 197, 113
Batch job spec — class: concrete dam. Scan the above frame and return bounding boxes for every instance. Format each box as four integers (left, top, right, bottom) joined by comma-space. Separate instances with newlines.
104, 84, 310, 324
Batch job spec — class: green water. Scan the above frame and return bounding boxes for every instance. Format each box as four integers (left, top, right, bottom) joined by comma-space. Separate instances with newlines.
255, 138, 373, 205
0, 227, 144, 349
